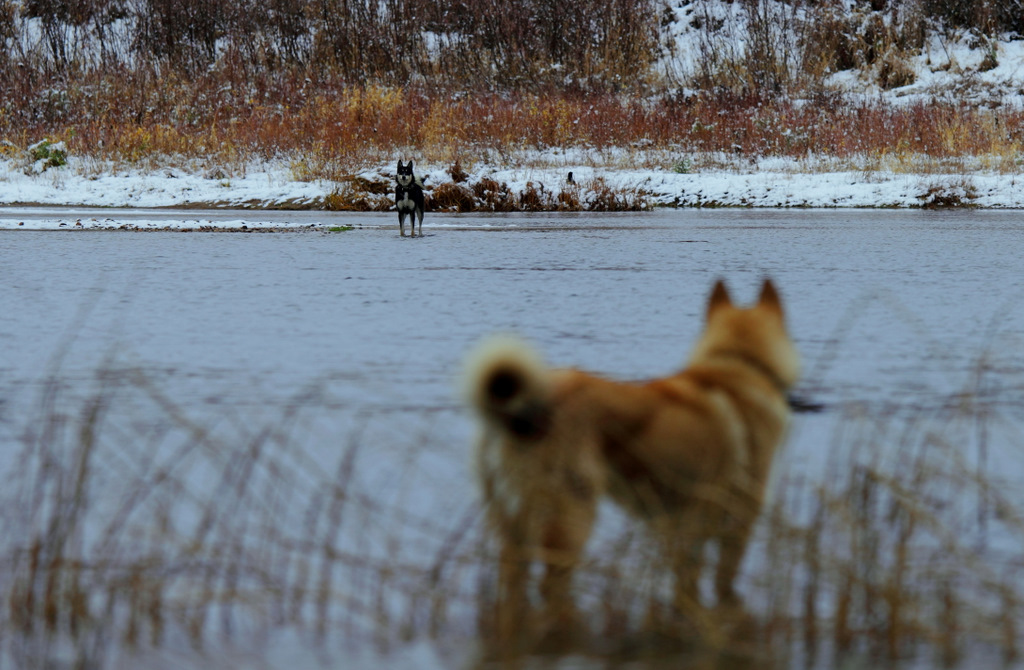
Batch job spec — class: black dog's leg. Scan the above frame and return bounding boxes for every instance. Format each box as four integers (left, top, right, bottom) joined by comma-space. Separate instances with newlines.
398, 210, 406, 237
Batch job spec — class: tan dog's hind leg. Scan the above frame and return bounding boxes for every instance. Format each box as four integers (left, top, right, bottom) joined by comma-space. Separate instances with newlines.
667, 524, 707, 616
537, 504, 597, 637
714, 516, 755, 607
714, 481, 762, 607
492, 505, 596, 651
495, 540, 530, 646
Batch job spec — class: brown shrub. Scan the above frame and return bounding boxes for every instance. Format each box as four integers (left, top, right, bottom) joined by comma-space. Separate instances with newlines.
345, 175, 392, 195
877, 50, 916, 90
586, 177, 650, 211
557, 185, 581, 211
448, 159, 469, 183
799, 5, 860, 78
472, 178, 518, 212
11, 0, 662, 89
922, 0, 1024, 35
918, 179, 979, 208
796, 0, 926, 88
322, 184, 391, 211
979, 43, 998, 72
518, 182, 552, 211
430, 182, 475, 212
416, 0, 660, 91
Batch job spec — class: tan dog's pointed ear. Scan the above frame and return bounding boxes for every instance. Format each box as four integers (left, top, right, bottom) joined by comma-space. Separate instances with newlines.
708, 279, 732, 316
759, 278, 782, 312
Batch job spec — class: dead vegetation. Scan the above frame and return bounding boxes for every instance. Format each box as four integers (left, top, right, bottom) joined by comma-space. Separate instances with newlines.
918, 177, 980, 208
2, 0, 1024, 210
2, 345, 1022, 667
423, 172, 651, 212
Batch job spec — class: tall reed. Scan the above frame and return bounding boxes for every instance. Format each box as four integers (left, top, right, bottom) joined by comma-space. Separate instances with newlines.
2, 348, 1021, 667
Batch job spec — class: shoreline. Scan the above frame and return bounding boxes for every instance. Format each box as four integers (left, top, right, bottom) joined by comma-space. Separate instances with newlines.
3, 203, 1021, 233
3, 158, 1024, 219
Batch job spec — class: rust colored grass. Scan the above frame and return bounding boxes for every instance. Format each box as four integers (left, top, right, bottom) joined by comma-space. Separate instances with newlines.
3, 73, 1023, 177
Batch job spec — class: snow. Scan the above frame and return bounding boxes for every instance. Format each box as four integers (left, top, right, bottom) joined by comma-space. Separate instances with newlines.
660, 0, 1024, 107
0, 159, 328, 213
828, 32, 1024, 107
2, 154, 1024, 225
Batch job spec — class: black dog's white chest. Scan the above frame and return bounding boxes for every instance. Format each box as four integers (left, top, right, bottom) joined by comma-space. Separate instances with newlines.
396, 189, 417, 212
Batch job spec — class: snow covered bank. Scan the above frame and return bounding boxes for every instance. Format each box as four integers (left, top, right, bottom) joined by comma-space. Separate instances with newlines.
2, 154, 1023, 221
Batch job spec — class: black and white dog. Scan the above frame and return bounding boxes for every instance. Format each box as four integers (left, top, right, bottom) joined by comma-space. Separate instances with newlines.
395, 160, 425, 237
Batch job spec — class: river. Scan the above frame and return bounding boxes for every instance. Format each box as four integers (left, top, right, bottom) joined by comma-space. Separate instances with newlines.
2, 208, 1023, 668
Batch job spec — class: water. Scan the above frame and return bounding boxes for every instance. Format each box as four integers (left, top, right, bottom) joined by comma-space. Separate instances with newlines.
2, 208, 1024, 668
3, 209, 1024, 412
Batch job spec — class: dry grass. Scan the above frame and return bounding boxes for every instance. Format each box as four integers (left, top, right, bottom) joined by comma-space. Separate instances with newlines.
757, 403, 1024, 667
6, 78, 1024, 167
4, 82, 1023, 212
2, 342, 1023, 668
426, 173, 652, 213
4, 0, 659, 89
2, 365, 484, 667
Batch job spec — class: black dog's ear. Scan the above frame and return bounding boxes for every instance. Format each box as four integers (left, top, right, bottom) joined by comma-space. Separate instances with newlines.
397, 159, 404, 170
408, 160, 414, 170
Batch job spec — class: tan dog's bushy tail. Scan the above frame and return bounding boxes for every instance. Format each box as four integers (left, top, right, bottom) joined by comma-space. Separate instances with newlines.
463, 335, 552, 441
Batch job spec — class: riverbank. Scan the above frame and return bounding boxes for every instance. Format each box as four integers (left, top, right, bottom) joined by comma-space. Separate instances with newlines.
5, 1, 1024, 216
3, 153, 1023, 215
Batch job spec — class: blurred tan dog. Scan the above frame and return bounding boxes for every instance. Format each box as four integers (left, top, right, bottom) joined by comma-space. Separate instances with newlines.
464, 279, 799, 641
